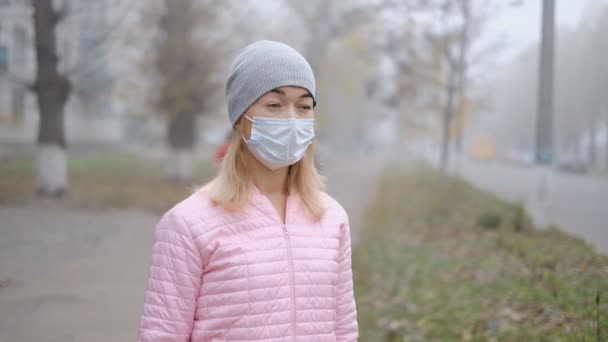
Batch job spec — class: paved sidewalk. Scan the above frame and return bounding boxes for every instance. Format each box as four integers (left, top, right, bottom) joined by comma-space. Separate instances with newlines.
0, 206, 157, 342
0, 151, 388, 341
321, 151, 388, 245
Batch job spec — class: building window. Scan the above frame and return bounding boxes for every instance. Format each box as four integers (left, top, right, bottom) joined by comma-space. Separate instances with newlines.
12, 87, 24, 125
0, 46, 8, 73
13, 26, 26, 69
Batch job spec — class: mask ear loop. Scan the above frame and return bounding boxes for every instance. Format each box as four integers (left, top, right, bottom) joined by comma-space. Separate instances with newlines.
239, 115, 254, 143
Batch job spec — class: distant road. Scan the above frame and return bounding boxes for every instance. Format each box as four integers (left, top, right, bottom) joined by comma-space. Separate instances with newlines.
459, 160, 608, 255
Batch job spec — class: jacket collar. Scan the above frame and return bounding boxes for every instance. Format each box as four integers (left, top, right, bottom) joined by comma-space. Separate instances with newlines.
251, 184, 301, 225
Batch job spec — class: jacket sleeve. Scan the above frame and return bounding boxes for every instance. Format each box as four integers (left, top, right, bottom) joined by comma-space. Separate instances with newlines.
138, 212, 203, 342
335, 215, 359, 341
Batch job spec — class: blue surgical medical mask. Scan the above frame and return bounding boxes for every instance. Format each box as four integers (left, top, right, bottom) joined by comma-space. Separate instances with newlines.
243, 115, 315, 171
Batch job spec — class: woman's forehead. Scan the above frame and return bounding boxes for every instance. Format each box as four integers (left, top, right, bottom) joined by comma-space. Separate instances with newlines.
263, 86, 311, 97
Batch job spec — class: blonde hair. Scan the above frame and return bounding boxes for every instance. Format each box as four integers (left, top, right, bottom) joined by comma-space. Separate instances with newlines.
206, 120, 327, 220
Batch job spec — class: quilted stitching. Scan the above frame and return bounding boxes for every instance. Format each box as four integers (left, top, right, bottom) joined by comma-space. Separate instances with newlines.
138, 190, 358, 341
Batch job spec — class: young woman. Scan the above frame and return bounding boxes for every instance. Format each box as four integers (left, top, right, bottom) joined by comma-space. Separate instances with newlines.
138, 40, 358, 342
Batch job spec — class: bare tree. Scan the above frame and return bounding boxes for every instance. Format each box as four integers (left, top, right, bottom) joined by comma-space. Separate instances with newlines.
284, 0, 374, 75
152, 0, 224, 182
31, 0, 72, 196
25, 0, 134, 196
580, 5, 608, 169
385, 0, 497, 171
412, 0, 474, 171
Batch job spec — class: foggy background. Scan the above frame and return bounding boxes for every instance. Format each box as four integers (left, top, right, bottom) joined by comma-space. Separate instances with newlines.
1, 0, 607, 174
0, 0, 607, 341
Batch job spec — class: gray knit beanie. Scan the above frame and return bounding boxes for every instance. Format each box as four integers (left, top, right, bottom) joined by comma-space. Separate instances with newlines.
225, 40, 316, 126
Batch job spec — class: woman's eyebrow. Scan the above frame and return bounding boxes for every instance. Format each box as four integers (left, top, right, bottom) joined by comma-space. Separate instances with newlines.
270, 89, 312, 99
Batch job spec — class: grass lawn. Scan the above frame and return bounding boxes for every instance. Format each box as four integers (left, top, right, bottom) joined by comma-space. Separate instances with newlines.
353, 164, 608, 341
0, 151, 213, 213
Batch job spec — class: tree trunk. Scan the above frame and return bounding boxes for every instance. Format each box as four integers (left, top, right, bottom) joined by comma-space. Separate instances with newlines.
588, 115, 597, 169
454, 0, 470, 158
33, 0, 72, 196
605, 115, 608, 169
37, 144, 67, 196
167, 113, 195, 182
304, 1, 332, 75
454, 131, 463, 155
440, 68, 456, 171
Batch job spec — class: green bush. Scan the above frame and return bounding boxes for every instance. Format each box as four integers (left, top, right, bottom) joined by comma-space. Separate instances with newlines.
477, 210, 502, 229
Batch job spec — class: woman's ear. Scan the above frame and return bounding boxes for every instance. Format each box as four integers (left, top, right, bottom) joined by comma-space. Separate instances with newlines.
234, 116, 250, 140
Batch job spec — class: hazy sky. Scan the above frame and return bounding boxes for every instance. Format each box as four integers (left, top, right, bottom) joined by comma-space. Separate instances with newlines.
248, 0, 608, 68
487, 0, 608, 63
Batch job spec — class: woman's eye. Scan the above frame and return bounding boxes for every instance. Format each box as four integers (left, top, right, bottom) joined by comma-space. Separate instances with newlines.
266, 103, 281, 108
299, 105, 312, 110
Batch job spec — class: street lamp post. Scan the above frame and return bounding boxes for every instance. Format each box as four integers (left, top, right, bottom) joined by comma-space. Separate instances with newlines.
536, 0, 555, 164
533, 0, 555, 227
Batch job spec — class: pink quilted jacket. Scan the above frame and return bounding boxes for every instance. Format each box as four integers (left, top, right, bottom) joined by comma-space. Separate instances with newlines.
138, 187, 358, 341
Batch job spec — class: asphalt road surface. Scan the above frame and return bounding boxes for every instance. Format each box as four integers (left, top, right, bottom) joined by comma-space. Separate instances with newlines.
460, 160, 608, 255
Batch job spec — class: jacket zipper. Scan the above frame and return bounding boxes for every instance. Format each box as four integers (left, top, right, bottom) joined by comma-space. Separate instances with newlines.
282, 223, 296, 342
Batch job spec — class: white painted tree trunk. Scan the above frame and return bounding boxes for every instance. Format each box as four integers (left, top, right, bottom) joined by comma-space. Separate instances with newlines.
167, 148, 193, 182
37, 144, 68, 196
528, 165, 553, 228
